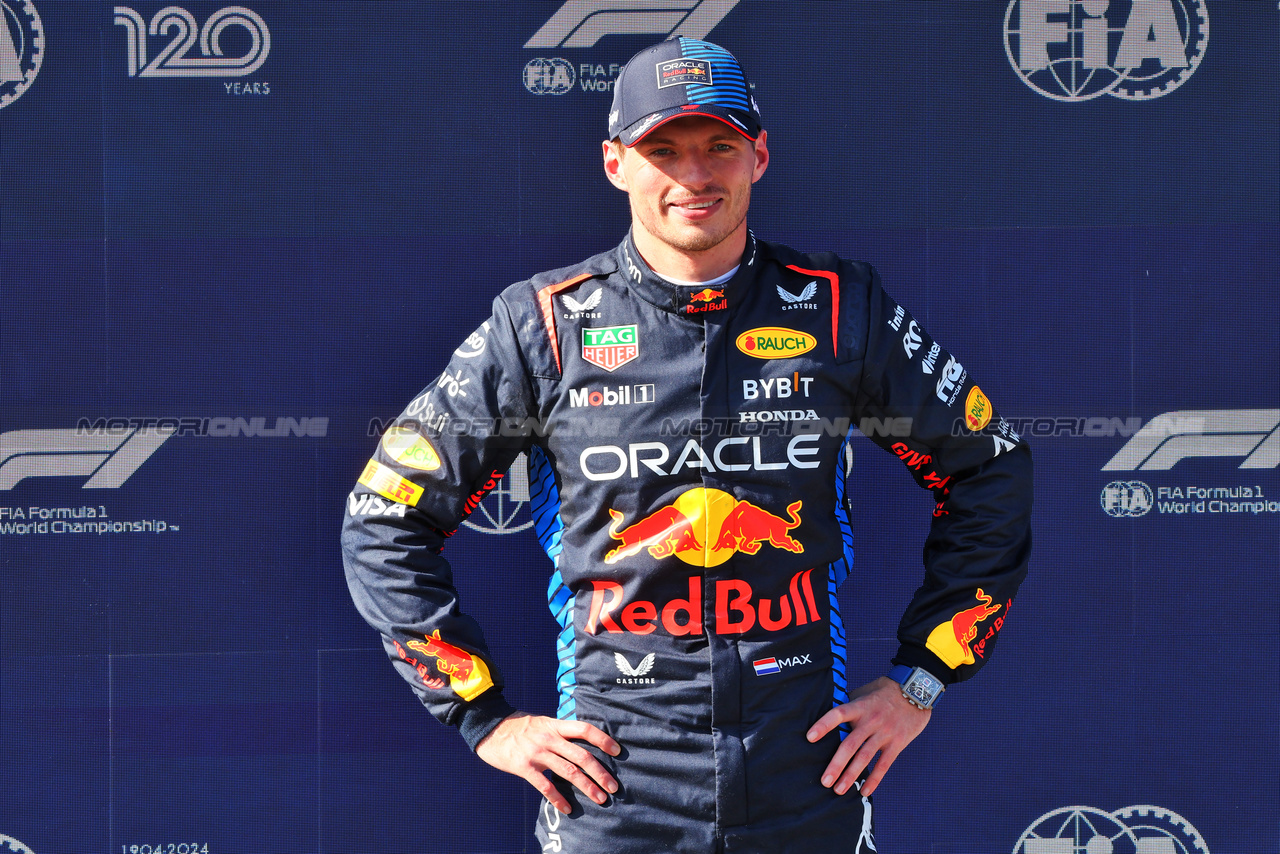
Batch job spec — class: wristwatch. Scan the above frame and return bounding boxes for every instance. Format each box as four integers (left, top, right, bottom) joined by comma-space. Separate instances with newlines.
888, 664, 944, 710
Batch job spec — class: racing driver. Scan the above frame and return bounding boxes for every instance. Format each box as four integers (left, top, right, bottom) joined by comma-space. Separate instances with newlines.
342, 37, 1032, 853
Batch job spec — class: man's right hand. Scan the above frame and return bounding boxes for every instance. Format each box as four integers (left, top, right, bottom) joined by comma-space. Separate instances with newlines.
475, 711, 621, 815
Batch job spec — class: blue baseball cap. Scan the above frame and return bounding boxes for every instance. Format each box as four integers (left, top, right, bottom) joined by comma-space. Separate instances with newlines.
608, 37, 762, 146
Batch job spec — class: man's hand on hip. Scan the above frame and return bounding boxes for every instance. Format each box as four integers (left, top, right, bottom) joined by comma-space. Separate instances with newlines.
805, 676, 931, 798
475, 711, 621, 815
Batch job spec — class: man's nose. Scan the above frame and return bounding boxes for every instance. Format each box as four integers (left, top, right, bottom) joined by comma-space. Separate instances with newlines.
675, 150, 714, 186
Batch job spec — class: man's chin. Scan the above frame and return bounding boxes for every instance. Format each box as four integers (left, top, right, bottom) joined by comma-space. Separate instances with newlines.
658, 224, 735, 254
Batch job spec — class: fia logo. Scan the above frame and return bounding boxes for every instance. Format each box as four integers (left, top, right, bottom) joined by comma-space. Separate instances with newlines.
1100, 480, 1153, 518
0, 0, 42, 110
1004, 0, 1207, 101
523, 57, 575, 95
526, 0, 741, 49
0, 835, 35, 854
113, 6, 269, 78
1014, 804, 1209, 853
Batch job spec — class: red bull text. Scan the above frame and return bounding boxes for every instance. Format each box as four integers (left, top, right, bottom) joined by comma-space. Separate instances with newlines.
585, 570, 821, 636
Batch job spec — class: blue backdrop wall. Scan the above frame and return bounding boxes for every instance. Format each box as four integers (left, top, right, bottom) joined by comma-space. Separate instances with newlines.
1, 2, 1276, 853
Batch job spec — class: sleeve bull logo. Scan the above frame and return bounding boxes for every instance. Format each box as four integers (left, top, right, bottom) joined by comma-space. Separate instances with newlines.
406, 630, 494, 702
604, 487, 803, 566
926, 589, 1007, 669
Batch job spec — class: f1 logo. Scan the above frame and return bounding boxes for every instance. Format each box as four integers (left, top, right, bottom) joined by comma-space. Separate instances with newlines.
1102, 409, 1280, 471
0, 427, 172, 489
525, 0, 741, 49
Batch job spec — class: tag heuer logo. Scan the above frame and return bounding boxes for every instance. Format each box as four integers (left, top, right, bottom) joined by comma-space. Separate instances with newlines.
582, 325, 638, 372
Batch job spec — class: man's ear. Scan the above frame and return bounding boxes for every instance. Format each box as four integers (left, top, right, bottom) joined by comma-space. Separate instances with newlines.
751, 129, 769, 184
602, 139, 629, 191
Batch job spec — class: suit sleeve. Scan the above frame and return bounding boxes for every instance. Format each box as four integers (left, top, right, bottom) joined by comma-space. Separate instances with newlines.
842, 262, 1033, 685
340, 294, 537, 748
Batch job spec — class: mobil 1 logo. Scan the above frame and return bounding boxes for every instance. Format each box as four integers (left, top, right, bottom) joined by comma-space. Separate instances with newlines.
569, 384, 654, 408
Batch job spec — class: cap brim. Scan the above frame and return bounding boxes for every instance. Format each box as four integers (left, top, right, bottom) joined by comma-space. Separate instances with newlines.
622, 107, 759, 147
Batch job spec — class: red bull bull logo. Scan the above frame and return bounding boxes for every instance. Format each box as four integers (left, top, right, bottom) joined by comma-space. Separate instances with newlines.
605, 504, 702, 563
684, 287, 727, 315
405, 629, 494, 701
715, 499, 803, 555
585, 570, 821, 637
604, 488, 802, 567
925, 589, 1005, 669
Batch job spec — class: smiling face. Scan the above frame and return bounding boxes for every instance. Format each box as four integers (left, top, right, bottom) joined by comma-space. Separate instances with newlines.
603, 115, 769, 280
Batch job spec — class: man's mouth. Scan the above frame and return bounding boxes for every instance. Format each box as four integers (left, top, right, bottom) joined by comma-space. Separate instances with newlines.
668, 197, 722, 214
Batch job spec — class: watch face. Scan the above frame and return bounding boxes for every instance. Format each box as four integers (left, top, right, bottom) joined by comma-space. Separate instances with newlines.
904, 669, 942, 706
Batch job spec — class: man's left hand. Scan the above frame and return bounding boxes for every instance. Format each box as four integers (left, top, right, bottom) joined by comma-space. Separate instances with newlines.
805, 676, 931, 798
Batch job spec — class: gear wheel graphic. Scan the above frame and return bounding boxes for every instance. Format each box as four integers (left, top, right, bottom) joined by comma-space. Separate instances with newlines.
1013, 805, 1141, 854
1111, 0, 1208, 101
0, 834, 36, 854
0, 0, 45, 109
1111, 805, 1210, 854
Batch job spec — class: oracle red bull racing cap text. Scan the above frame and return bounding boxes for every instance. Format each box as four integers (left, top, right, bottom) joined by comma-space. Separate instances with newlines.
608, 37, 763, 146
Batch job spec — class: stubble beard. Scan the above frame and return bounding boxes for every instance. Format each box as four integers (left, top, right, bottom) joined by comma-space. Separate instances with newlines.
637, 183, 752, 255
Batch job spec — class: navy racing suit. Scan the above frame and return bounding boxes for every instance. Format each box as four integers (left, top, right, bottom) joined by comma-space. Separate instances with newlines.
341, 232, 1033, 853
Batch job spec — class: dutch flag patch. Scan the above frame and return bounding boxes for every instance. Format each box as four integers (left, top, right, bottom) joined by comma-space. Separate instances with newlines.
752, 658, 781, 676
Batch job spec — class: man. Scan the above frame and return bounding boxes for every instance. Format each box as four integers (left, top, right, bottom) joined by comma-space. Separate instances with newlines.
342, 37, 1031, 853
